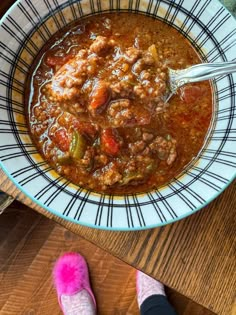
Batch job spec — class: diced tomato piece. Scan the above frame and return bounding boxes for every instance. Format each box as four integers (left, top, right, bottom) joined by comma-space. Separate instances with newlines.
52, 128, 70, 152
180, 85, 203, 104
101, 128, 120, 156
45, 54, 73, 67
73, 120, 97, 137
90, 81, 110, 109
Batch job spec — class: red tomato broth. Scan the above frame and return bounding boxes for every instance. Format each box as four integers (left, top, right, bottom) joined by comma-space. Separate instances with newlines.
26, 13, 212, 194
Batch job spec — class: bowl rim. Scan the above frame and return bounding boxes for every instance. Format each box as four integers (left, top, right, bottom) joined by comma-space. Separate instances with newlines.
1, 162, 235, 230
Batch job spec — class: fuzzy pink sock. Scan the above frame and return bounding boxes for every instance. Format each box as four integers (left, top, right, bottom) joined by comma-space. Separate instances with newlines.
136, 271, 166, 307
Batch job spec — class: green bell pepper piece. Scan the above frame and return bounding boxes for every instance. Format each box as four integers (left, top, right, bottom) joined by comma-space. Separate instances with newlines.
69, 131, 86, 160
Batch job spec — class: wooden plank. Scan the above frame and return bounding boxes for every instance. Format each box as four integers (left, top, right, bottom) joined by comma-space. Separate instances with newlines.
0, 202, 215, 315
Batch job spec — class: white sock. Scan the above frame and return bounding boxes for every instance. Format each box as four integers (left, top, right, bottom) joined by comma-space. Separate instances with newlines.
137, 271, 166, 307
61, 289, 96, 315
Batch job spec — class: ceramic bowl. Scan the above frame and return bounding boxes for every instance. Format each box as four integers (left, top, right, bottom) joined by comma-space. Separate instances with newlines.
0, 0, 235, 230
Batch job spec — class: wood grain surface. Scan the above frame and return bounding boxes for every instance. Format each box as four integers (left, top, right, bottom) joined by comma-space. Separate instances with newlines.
0, 201, 215, 315
0, 1, 236, 315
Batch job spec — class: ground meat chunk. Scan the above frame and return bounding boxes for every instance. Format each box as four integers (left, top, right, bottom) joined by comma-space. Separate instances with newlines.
107, 99, 151, 127
108, 99, 129, 113
50, 49, 104, 102
132, 52, 155, 75
51, 54, 88, 101
80, 147, 94, 168
128, 140, 146, 154
142, 51, 155, 65
133, 84, 148, 99
110, 81, 134, 98
120, 156, 155, 185
149, 136, 177, 165
90, 36, 114, 55
95, 162, 122, 186
124, 47, 141, 64
107, 99, 133, 127
140, 70, 152, 80
142, 132, 154, 142
94, 153, 109, 166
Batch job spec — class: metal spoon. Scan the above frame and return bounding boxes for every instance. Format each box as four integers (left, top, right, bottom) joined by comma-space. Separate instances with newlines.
166, 61, 236, 102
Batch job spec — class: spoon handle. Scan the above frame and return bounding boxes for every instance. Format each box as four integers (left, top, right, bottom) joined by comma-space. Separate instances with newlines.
169, 61, 236, 91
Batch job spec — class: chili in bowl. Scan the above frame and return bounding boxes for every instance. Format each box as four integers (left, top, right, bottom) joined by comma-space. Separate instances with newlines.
28, 13, 212, 194
0, 0, 235, 230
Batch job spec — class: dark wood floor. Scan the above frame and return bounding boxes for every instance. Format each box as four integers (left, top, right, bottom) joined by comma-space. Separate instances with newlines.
0, 201, 215, 315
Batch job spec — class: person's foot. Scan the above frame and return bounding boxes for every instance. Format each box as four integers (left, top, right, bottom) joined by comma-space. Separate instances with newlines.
53, 252, 96, 315
60, 290, 95, 315
136, 270, 165, 307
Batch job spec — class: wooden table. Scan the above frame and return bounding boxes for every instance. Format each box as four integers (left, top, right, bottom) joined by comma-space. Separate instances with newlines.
1, 1, 236, 315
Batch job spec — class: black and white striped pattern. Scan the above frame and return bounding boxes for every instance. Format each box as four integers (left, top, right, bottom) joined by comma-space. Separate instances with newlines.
0, 0, 235, 230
